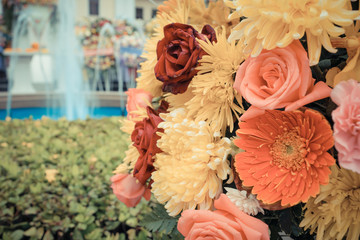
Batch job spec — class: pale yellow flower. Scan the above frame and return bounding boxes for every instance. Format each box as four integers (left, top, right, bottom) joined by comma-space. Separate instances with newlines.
113, 144, 139, 174
120, 104, 149, 135
226, 0, 359, 65
152, 108, 233, 216
158, 0, 236, 36
45, 169, 58, 183
300, 165, 360, 240
164, 86, 195, 111
185, 28, 245, 134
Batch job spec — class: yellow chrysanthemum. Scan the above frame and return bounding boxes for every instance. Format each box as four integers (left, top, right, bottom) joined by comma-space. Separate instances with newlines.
152, 108, 233, 216
327, 19, 360, 86
185, 28, 245, 134
300, 165, 360, 240
45, 169, 58, 183
164, 86, 195, 111
188, 0, 239, 36
226, 0, 359, 65
120, 104, 149, 135
113, 144, 139, 174
158, 0, 236, 36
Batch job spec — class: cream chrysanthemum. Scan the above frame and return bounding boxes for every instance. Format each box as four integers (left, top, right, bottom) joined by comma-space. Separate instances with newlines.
164, 86, 195, 111
300, 165, 360, 240
158, 0, 236, 36
226, 0, 359, 65
152, 108, 233, 216
225, 187, 264, 216
185, 28, 245, 134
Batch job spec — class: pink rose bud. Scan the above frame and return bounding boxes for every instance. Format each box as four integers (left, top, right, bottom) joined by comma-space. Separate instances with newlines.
110, 174, 151, 207
125, 88, 153, 119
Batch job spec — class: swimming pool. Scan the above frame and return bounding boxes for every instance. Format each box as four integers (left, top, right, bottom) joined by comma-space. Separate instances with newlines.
0, 107, 127, 120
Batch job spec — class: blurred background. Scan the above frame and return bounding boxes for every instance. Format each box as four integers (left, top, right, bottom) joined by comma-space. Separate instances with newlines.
0, 0, 164, 120
0, 1, 171, 240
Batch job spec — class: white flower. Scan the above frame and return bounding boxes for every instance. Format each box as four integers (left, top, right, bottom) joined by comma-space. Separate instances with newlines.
225, 187, 264, 216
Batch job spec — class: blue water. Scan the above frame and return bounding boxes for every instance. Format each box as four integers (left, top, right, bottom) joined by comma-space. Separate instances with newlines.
0, 107, 127, 120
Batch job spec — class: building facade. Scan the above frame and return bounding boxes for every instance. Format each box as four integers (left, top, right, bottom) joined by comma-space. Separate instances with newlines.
75, 0, 163, 23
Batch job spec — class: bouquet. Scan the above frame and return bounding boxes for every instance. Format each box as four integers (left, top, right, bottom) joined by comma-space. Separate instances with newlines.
111, 0, 360, 239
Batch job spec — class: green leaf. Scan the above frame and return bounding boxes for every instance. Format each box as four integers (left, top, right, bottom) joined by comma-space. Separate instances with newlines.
135, 230, 148, 240
2, 232, 12, 240
10, 230, 24, 240
0, 159, 20, 177
78, 223, 88, 230
85, 206, 98, 216
126, 217, 139, 228
72, 165, 80, 177
75, 214, 86, 223
73, 229, 84, 240
85, 228, 102, 240
105, 221, 120, 230
2, 208, 14, 216
140, 203, 179, 236
24, 227, 37, 237
119, 233, 126, 240
25, 207, 38, 215
36, 228, 44, 239
43, 230, 54, 240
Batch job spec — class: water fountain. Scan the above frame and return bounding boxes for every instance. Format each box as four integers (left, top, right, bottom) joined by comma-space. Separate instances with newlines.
5, 0, 89, 120
5, 4, 54, 117
52, 0, 89, 120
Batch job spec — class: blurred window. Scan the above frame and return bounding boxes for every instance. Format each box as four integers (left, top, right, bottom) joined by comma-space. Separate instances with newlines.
89, 0, 99, 15
136, 7, 143, 19
152, 9, 157, 18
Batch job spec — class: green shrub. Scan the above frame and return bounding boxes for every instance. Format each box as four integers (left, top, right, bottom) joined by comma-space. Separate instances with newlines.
0, 117, 151, 240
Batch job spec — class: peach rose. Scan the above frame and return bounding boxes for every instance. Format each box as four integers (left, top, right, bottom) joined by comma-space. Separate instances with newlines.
126, 88, 153, 119
110, 174, 151, 207
331, 79, 360, 174
177, 194, 269, 240
234, 40, 331, 120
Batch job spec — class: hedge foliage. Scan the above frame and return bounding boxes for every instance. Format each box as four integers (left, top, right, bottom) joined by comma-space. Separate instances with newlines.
0, 117, 151, 240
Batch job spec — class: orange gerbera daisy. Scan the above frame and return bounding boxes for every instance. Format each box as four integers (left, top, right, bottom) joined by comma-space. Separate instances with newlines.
234, 109, 335, 207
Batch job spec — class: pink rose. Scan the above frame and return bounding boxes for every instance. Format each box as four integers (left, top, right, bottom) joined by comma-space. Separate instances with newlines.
234, 40, 331, 120
126, 88, 153, 119
177, 194, 269, 240
331, 79, 360, 173
110, 174, 151, 207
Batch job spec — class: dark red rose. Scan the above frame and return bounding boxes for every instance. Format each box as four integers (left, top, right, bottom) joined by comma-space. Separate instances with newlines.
200, 24, 217, 43
157, 100, 169, 114
131, 104, 168, 185
155, 23, 216, 94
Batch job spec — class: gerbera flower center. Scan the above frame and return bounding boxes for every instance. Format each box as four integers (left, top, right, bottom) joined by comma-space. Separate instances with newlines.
270, 129, 307, 171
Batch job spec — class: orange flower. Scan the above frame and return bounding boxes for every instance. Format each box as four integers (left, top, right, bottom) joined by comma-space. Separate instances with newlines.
234, 109, 335, 207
